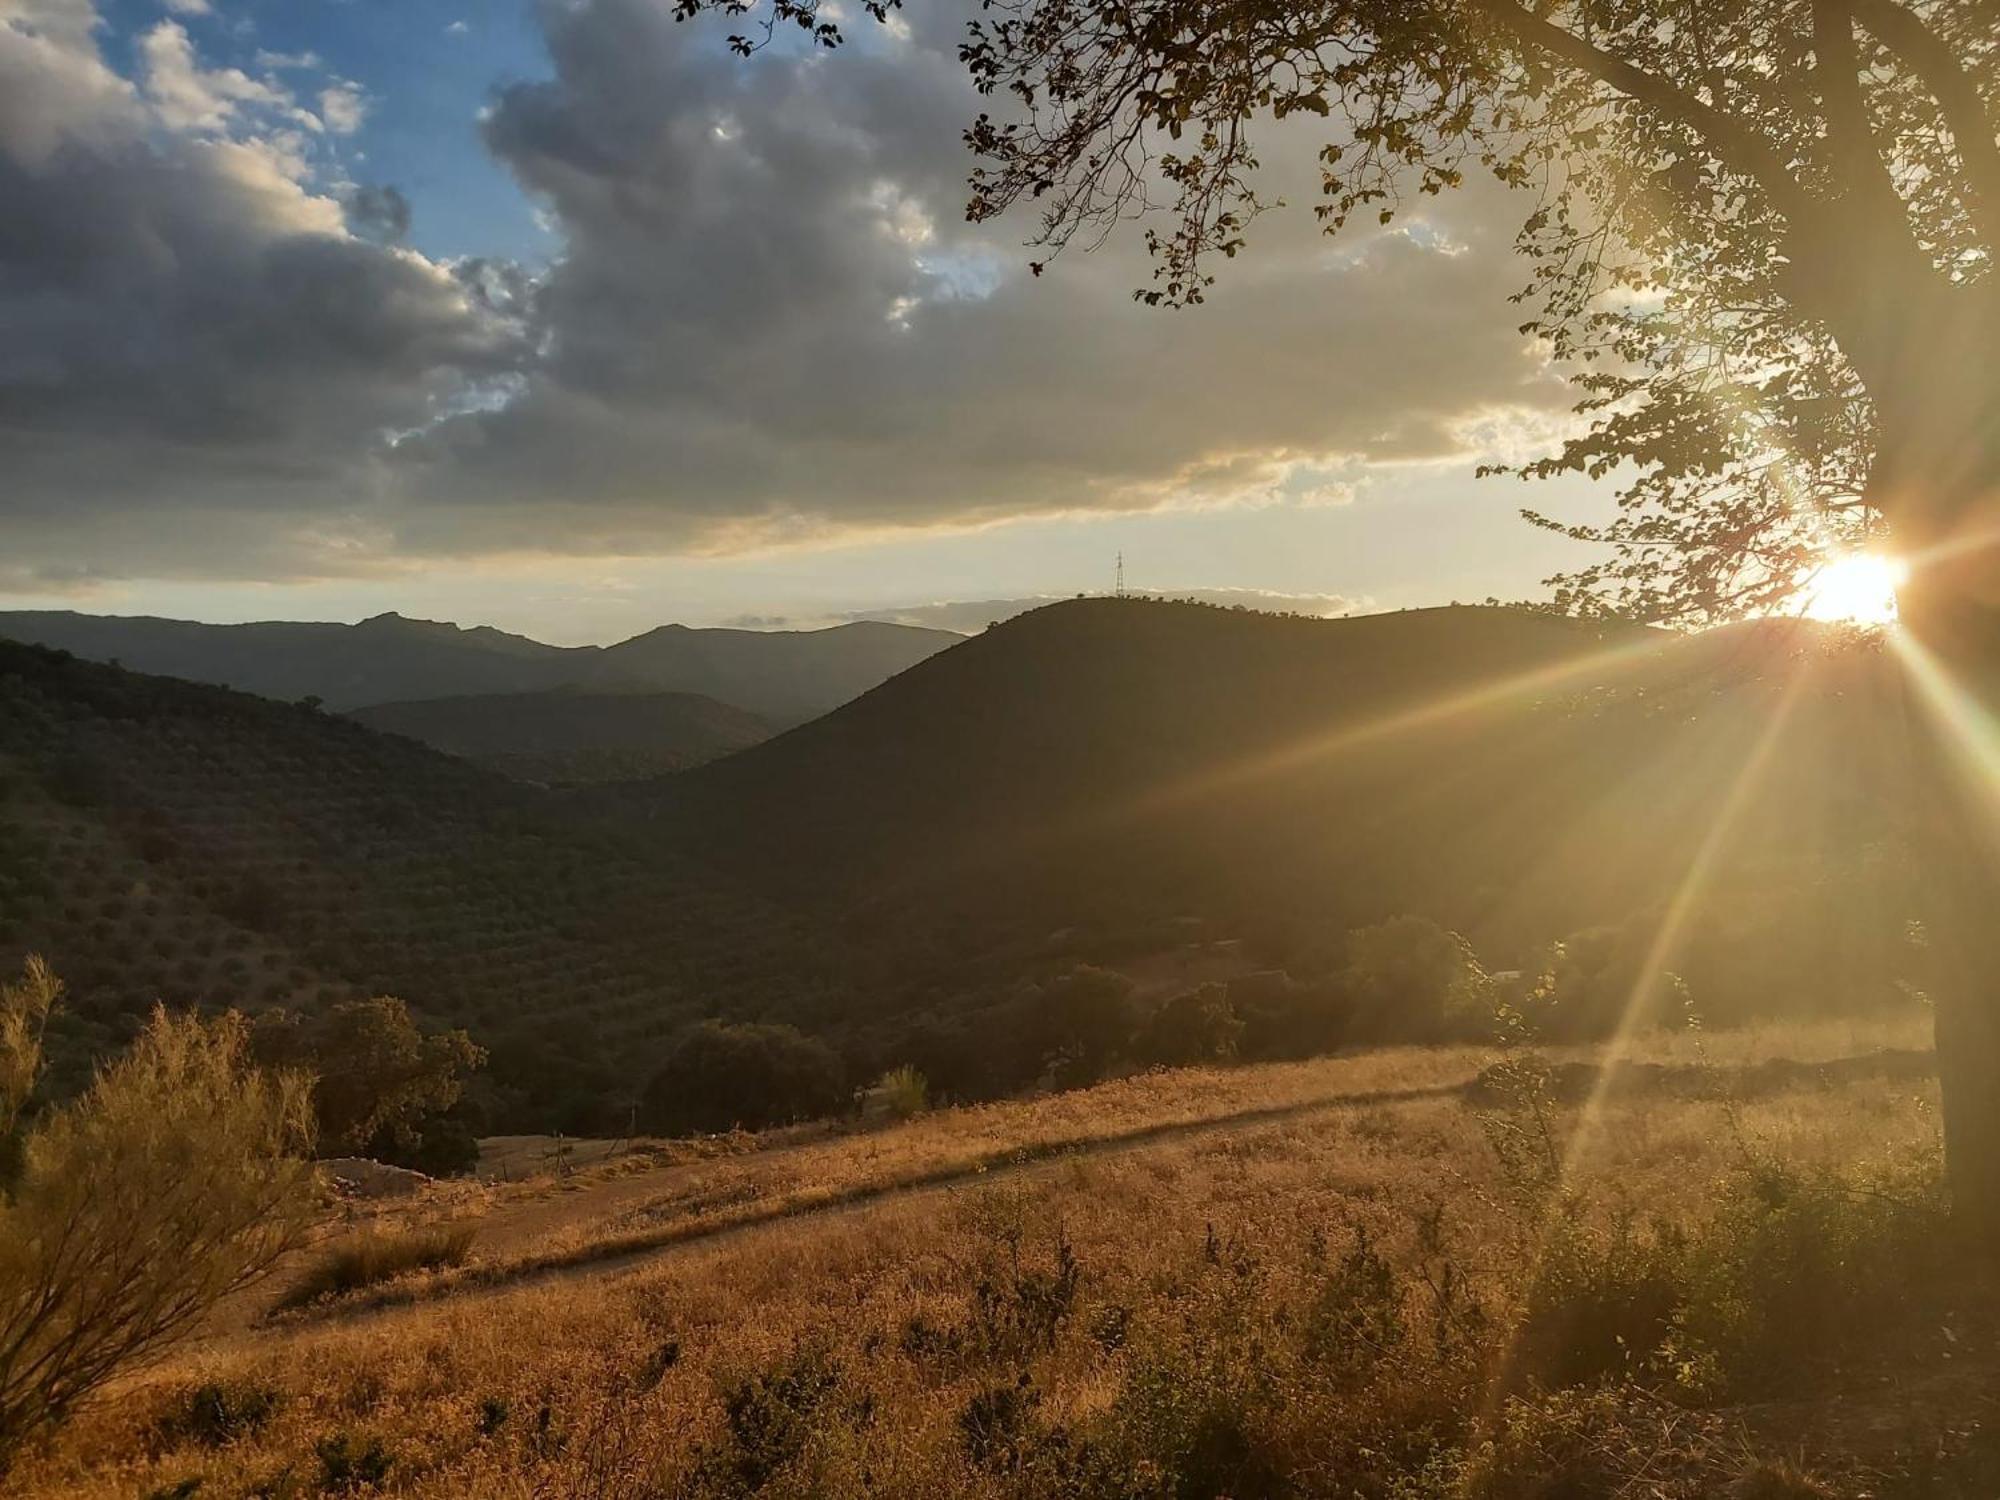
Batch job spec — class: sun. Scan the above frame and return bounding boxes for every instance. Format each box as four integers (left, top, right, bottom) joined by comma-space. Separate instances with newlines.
1800, 552, 1907, 625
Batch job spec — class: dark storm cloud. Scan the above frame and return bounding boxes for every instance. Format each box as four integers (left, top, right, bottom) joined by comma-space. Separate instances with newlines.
0, 0, 1574, 584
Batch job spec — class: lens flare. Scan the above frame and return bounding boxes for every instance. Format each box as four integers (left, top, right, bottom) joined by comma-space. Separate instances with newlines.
1800, 553, 1907, 625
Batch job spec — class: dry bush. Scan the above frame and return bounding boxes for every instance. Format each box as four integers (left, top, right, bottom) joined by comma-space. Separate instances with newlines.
277, 1221, 479, 1310
873, 1066, 930, 1121
0, 960, 317, 1473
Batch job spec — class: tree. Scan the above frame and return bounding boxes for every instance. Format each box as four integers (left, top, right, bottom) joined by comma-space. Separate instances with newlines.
679, 0, 2000, 1233
0, 960, 315, 1472
251, 997, 484, 1172
1343, 916, 1495, 1041
1031, 965, 1139, 1087
1141, 983, 1246, 1066
642, 1021, 847, 1135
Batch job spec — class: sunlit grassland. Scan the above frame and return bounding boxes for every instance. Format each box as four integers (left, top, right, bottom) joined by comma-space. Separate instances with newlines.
12, 1012, 1956, 1498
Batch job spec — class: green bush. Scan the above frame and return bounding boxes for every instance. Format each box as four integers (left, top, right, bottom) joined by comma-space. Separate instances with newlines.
641, 1021, 846, 1135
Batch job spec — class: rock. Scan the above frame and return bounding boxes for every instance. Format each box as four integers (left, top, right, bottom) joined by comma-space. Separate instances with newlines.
320, 1157, 432, 1198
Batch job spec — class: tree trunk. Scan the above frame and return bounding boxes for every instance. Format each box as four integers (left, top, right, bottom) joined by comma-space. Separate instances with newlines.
1898, 514, 2000, 1244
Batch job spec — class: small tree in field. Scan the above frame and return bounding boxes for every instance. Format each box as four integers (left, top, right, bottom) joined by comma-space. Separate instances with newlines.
252, 996, 483, 1171
0, 959, 316, 1473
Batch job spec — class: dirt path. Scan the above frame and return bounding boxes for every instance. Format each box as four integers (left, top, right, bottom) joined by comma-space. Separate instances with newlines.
274, 1041, 1936, 1338
281, 1077, 1470, 1333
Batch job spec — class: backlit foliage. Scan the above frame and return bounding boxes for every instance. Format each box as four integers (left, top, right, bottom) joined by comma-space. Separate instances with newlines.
0, 963, 316, 1472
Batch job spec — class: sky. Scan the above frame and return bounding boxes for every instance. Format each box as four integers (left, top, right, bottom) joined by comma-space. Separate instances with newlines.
0, 0, 1625, 642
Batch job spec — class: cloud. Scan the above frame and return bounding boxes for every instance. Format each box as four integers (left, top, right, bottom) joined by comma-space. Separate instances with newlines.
347, 182, 411, 242
0, 0, 526, 585
387, 0, 1572, 560
137, 20, 290, 133
1, 0, 1575, 586
162, 0, 209, 14
318, 80, 366, 135
445, 19, 469, 35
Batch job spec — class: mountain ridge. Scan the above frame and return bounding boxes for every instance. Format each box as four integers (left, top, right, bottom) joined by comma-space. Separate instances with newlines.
0, 609, 962, 719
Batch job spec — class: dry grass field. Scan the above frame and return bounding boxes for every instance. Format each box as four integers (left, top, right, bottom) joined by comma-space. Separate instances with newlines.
13, 1013, 1986, 1499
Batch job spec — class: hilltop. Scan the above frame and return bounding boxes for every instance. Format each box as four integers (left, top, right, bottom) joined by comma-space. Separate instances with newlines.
639, 598, 1911, 1011
350, 686, 773, 784
0, 609, 961, 719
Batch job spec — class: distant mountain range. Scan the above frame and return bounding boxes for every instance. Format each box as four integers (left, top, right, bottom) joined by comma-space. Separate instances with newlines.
351, 686, 774, 785
0, 610, 961, 720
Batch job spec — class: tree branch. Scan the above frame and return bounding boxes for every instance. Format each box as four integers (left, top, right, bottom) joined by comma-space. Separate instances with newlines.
1850, 0, 2000, 251
1472, 0, 1819, 229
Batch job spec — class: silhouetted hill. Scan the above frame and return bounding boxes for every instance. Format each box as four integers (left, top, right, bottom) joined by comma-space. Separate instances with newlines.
351, 686, 773, 784
592, 620, 963, 722
0, 610, 961, 719
0, 640, 849, 1120
637, 599, 1911, 999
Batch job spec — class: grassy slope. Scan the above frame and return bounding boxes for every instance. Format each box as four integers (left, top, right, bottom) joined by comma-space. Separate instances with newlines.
349, 687, 774, 785
0, 641, 844, 1093
15, 1015, 1968, 1498
644, 599, 1912, 983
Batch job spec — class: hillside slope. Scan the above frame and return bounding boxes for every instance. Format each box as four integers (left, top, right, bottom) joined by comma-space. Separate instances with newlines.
0, 641, 848, 1115
0, 609, 962, 718
351, 686, 773, 783
640, 599, 1911, 990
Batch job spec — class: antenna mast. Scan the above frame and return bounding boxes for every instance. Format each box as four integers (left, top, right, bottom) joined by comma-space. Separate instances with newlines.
1115, 551, 1126, 598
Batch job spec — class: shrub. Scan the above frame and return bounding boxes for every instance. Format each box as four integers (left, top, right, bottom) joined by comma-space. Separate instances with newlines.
641, 1022, 846, 1135
277, 1222, 477, 1310
0, 960, 316, 1474
1031, 965, 1138, 1088
1511, 1158, 1948, 1401
315, 1431, 394, 1490
251, 997, 485, 1168
868, 1064, 929, 1121
156, 1380, 281, 1449
1343, 915, 1495, 1042
1140, 984, 1244, 1067
703, 1345, 842, 1492
1229, 971, 1350, 1060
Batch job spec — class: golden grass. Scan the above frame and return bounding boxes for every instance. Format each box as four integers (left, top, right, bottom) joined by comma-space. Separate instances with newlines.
274, 1223, 479, 1312
6, 1013, 1949, 1497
